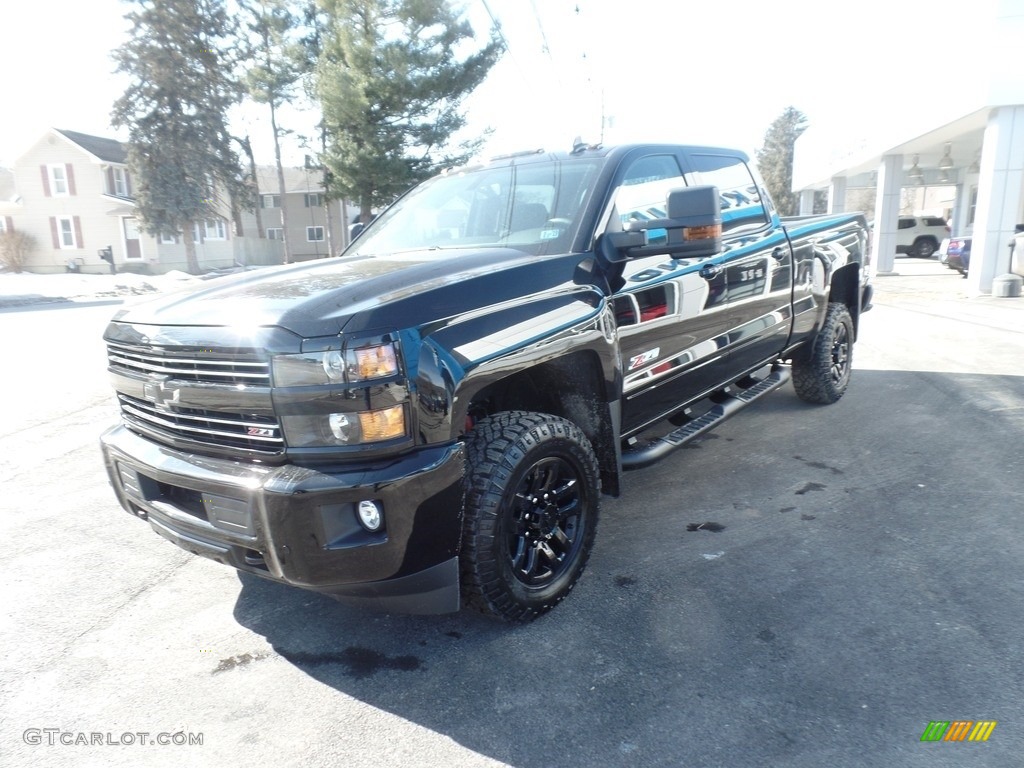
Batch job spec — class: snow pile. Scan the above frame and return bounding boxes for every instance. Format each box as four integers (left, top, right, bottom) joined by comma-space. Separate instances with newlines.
0, 270, 201, 304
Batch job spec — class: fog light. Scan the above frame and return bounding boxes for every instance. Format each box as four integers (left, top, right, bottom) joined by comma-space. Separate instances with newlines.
357, 500, 383, 532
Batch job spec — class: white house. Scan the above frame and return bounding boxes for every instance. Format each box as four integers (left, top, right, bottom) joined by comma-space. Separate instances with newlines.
3, 128, 283, 274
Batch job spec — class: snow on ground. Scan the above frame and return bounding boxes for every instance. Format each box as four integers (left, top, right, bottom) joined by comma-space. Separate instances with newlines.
0, 269, 201, 305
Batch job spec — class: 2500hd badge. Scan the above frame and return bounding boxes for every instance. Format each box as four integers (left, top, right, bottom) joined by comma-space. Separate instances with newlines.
101, 143, 872, 621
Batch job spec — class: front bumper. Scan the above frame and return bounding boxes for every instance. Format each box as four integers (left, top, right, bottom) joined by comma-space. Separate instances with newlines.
100, 425, 465, 614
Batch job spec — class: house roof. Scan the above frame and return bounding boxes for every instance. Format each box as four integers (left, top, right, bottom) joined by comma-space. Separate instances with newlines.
54, 129, 128, 164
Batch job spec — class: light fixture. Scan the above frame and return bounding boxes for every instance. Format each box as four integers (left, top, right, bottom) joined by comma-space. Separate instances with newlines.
969, 151, 981, 174
907, 155, 925, 184
938, 143, 955, 171
357, 500, 383, 532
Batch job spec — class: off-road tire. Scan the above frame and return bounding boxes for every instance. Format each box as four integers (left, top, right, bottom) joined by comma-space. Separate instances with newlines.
793, 302, 854, 405
461, 411, 600, 622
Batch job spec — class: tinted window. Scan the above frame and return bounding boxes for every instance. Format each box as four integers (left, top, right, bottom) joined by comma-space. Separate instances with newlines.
687, 154, 768, 234
898, 218, 915, 229
612, 154, 687, 228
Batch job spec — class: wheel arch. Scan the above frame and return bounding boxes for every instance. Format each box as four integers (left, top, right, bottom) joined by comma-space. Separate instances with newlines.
828, 261, 862, 339
462, 350, 621, 497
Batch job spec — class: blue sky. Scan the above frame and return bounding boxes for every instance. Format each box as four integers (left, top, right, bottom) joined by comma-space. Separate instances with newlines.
0, 0, 992, 168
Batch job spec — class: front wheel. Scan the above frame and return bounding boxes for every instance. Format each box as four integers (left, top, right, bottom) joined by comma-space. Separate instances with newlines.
461, 411, 600, 622
793, 302, 854, 404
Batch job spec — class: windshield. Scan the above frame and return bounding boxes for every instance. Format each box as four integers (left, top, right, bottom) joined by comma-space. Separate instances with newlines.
348, 158, 603, 258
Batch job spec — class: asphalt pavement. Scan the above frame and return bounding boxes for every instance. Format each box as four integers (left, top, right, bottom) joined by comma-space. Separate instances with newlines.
0, 257, 1022, 767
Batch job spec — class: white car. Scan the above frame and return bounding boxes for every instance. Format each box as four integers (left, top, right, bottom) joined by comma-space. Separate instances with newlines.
896, 215, 949, 258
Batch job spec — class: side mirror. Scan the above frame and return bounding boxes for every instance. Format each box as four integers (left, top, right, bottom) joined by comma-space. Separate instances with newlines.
601, 185, 722, 261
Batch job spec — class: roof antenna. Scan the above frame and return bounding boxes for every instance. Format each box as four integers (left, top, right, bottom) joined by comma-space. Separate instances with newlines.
571, 136, 586, 155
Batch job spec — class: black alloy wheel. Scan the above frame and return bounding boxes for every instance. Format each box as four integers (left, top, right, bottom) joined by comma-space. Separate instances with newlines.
503, 455, 586, 587
793, 302, 854, 404
461, 411, 600, 621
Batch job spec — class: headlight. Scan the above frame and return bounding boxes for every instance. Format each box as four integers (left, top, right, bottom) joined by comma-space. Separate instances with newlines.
273, 342, 400, 387
281, 405, 407, 447
347, 344, 398, 381
272, 338, 406, 448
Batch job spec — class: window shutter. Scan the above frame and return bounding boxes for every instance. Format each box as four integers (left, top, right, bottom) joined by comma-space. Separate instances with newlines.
106, 168, 115, 195
125, 171, 132, 197
41, 166, 51, 197
49, 217, 59, 248
66, 164, 77, 196
73, 216, 84, 248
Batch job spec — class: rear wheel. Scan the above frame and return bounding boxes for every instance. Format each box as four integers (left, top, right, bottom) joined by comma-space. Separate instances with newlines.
913, 238, 937, 258
461, 411, 600, 622
793, 302, 854, 404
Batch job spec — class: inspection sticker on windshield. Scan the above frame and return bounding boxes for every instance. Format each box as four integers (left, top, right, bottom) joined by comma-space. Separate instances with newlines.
629, 348, 660, 371
539, 229, 561, 240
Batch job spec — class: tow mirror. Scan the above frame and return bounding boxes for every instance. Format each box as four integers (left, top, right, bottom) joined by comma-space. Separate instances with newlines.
599, 185, 722, 261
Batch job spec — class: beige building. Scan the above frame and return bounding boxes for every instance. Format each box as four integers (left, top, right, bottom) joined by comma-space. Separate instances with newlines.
1, 128, 283, 274
254, 165, 351, 261
0, 168, 15, 234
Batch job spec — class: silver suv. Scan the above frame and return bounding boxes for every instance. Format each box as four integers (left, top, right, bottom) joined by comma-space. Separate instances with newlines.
896, 215, 949, 258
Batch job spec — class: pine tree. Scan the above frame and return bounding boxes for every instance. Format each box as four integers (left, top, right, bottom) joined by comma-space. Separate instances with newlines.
315, 0, 502, 220
755, 107, 808, 217
111, 0, 249, 274
240, 0, 307, 263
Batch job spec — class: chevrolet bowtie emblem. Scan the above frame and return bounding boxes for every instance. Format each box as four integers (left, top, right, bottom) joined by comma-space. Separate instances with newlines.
143, 378, 181, 410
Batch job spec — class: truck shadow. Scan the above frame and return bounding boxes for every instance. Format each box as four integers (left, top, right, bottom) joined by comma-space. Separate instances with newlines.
228, 368, 1024, 767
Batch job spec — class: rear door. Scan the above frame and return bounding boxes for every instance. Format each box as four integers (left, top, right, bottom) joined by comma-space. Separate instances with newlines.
683, 152, 794, 376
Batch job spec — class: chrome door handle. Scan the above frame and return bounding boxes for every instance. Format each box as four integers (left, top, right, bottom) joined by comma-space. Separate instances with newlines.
700, 263, 723, 279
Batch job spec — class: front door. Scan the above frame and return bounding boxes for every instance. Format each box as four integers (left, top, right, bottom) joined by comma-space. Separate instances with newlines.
603, 151, 736, 436
123, 217, 143, 260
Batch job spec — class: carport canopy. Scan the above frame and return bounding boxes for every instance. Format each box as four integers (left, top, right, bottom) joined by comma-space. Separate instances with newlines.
791, 1, 1024, 296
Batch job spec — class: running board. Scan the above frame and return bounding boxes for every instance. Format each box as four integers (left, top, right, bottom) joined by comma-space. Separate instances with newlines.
621, 364, 792, 471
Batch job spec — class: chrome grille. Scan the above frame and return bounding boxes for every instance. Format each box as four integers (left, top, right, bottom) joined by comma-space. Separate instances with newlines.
107, 341, 270, 386
118, 394, 284, 454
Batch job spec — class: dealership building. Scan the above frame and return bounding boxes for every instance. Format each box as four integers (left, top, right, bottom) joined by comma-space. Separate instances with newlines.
792, 0, 1024, 297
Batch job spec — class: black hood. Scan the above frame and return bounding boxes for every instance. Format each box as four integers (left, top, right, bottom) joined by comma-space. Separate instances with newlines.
110, 248, 566, 340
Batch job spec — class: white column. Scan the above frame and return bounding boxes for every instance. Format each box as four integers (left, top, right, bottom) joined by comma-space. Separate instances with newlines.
951, 177, 970, 236
798, 190, 816, 215
872, 155, 903, 274
966, 105, 1024, 294
828, 176, 847, 214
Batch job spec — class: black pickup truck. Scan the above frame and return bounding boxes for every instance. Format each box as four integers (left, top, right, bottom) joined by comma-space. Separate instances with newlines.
100, 143, 872, 621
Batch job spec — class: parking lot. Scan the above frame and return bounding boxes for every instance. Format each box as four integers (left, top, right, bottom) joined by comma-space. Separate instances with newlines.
1, 258, 1022, 767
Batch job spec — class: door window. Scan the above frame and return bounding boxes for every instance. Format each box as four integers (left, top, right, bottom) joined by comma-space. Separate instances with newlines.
686, 154, 768, 234
610, 155, 687, 230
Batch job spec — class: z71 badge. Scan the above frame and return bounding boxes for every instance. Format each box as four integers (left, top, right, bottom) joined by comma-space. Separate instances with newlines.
628, 348, 660, 371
